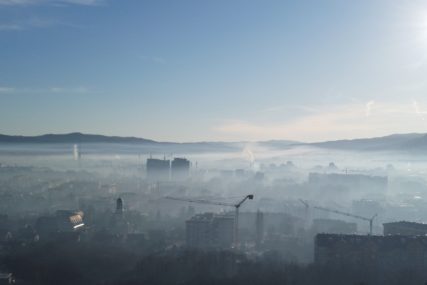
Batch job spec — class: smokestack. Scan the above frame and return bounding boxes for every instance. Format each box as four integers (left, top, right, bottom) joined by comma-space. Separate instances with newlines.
73, 144, 80, 160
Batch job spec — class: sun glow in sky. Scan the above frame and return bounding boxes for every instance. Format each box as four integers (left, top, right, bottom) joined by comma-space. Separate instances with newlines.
1, 0, 427, 142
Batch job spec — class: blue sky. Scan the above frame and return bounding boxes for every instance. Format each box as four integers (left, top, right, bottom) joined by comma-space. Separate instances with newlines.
1, 0, 427, 142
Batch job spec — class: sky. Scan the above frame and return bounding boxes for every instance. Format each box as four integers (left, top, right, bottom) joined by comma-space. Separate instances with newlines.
1, 0, 427, 142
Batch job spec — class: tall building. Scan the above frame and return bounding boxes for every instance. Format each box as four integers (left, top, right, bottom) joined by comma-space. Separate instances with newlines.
308, 173, 388, 190
171, 158, 190, 181
146, 158, 170, 181
383, 221, 427, 236
110, 197, 128, 236
116, 197, 124, 215
311, 218, 357, 235
315, 233, 427, 271
186, 213, 234, 249
308, 172, 388, 198
255, 210, 264, 248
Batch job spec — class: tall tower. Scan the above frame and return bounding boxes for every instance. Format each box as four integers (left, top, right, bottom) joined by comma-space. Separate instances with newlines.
116, 197, 124, 215
111, 197, 128, 236
256, 210, 264, 248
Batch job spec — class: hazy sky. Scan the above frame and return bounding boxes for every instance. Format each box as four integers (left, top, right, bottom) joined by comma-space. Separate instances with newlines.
1, 0, 427, 142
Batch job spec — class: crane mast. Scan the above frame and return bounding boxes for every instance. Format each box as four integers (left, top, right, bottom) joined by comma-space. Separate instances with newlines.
165, 194, 254, 248
233, 195, 254, 247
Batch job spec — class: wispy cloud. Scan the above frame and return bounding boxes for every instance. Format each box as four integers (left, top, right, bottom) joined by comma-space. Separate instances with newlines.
259, 105, 319, 114
0, 23, 23, 30
48, 86, 92, 94
214, 101, 427, 142
138, 55, 166, 65
0, 87, 15, 93
0, 17, 84, 32
413, 100, 427, 120
0, 0, 105, 32
0, 86, 96, 95
60, 0, 103, 5
0, 19, 51, 31
0, 0, 104, 6
0, 0, 33, 5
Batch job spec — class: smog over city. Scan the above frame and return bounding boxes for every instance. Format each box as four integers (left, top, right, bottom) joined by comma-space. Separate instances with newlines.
3, 1, 427, 284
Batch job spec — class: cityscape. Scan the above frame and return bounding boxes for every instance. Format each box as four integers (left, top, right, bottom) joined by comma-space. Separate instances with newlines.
0, 135, 427, 284
3, 0, 427, 284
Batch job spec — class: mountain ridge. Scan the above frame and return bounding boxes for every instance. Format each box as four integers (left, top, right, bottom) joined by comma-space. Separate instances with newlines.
0, 132, 158, 144
1, 132, 427, 151
310, 133, 426, 151
0, 132, 299, 145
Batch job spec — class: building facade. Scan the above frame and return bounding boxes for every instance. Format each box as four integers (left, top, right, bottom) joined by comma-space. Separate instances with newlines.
171, 158, 190, 181
315, 233, 427, 271
186, 213, 234, 249
383, 221, 427, 236
146, 158, 170, 181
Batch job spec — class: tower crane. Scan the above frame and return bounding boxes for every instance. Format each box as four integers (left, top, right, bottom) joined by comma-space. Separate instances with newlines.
165, 194, 254, 247
299, 199, 377, 235
298, 199, 310, 228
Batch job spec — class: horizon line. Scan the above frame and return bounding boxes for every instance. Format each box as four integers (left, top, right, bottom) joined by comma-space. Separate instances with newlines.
0, 131, 424, 145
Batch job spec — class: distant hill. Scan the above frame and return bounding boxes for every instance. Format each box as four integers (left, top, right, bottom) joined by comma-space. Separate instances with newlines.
0, 133, 300, 154
257, 140, 300, 148
402, 134, 427, 149
2, 132, 427, 152
310, 133, 426, 151
0, 133, 158, 144
0, 133, 299, 146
